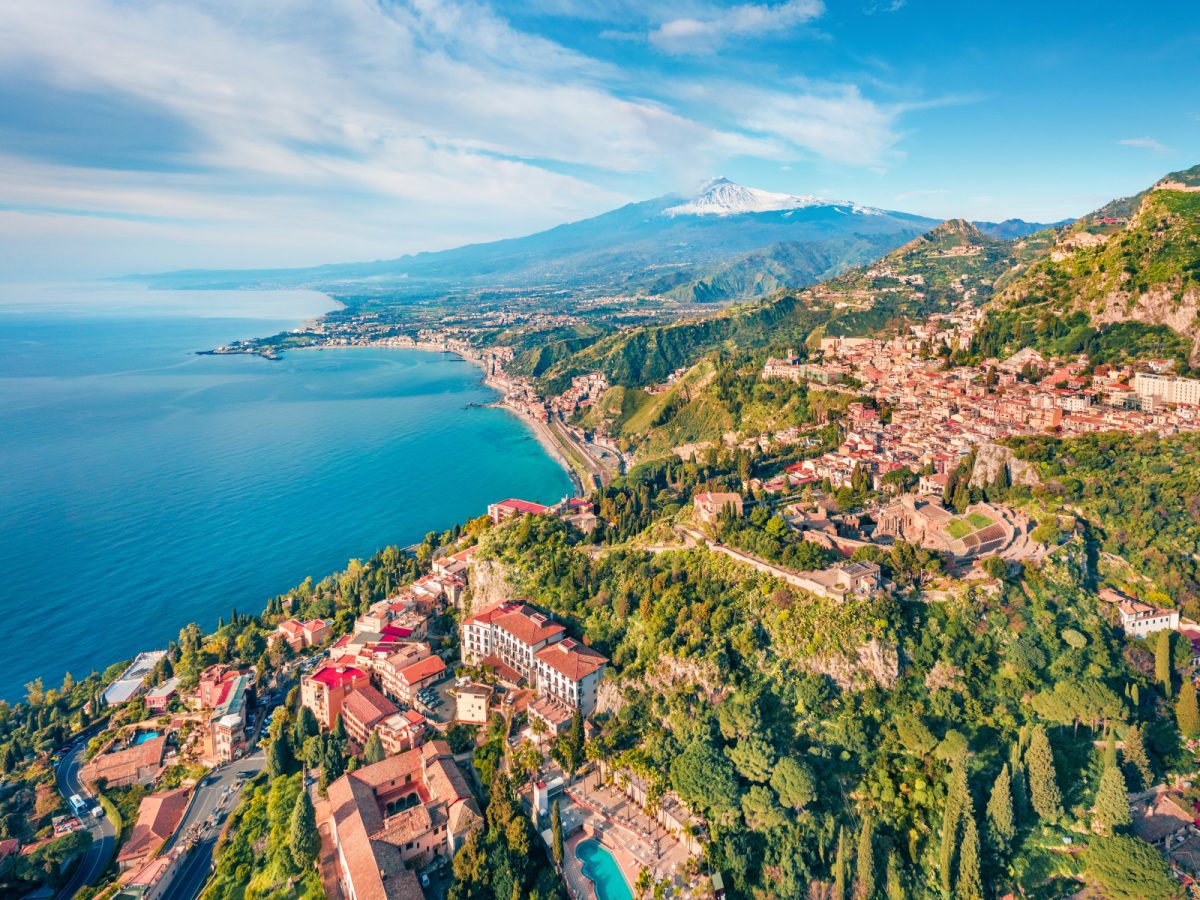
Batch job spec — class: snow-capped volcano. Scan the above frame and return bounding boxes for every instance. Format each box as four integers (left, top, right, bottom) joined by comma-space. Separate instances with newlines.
664, 176, 880, 217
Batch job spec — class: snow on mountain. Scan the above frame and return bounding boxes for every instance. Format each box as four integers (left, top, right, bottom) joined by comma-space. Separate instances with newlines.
663, 176, 881, 217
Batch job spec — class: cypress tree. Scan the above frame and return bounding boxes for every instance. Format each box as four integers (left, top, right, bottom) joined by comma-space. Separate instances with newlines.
363, 732, 386, 765
939, 764, 968, 896
1103, 729, 1118, 769
833, 826, 849, 900
1025, 725, 1063, 821
854, 816, 874, 900
1177, 679, 1200, 737
956, 813, 984, 900
1156, 629, 1173, 698
1094, 764, 1132, 835
884, 850, 905, 900
551, 799, 563, 867
986, 763, 1015, 854
290, 789, 320, 869
1122, 724, 1154, 790
266, 735, 290, 778
1008, 741, 1027, 823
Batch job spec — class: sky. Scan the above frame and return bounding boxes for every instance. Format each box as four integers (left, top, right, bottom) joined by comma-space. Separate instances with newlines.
0, 0, 1197, 278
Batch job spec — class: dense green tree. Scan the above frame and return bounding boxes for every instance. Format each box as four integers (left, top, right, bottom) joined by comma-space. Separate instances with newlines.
939, 763, 968, 894
1085, 835, 1181, 900
884, 850, 905, 900
1176, 678, 1200, 737
956, 813, 984, 900
670, 739, 740, 821
771, 757, 816, 811
266, 734, 291, 779
833, 826, 849, 900
551, 800, 563, 867
289, 790, 320, 870
1094, 764, 1132, 835
363, 732, 386, 765
986, 763, 1015, 854
1122, 724, 1154, 789
1156, 630, 1173, 698
854, 816, 875, 900
1025, 725, 1063, 821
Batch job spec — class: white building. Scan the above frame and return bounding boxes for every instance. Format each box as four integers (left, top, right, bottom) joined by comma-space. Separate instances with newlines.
1134, 373, 1200, 408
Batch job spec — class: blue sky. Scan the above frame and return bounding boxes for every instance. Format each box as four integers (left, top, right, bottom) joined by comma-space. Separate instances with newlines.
0, 0, 1197, 277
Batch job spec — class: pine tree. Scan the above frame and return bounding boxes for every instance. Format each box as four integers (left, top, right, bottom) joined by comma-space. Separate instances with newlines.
1025, 725, 1063, 821
1122, 724, 1154, 790
956, 813, 984, 900
986, 763, 1015, 854
854, 816, 874, 900
1177, 678, 1200, 737
290, 789, 320, 869
1156, 629, 1173, 698
551, 799, 563, 867
833, 826, 849, 900
884, 850, 905, 900
363, 732, 386, 765
1094, 764, 1132, 835
1103, 729, 1118, 769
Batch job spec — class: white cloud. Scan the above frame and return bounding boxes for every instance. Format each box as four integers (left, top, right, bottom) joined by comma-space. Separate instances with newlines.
649, 0, 824, 54
0, 0, 905, 276
1118, 136, 1173, 154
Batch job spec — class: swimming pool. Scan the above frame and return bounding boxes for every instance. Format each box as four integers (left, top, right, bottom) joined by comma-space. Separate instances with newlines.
576, 839, 633, 900
133, 731, 161, 745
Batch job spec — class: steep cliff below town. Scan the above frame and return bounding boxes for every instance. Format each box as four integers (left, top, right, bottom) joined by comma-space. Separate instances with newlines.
969, 442, 1042, 490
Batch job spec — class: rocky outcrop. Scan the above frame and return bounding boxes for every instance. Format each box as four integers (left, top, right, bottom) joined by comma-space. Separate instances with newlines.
465, 557, 517, 614
1093, 282, 1200, 363
969, 443, 1041, 490
800, 638, 899, 690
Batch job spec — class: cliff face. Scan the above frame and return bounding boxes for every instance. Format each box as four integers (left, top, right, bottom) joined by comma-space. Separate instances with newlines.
1094, 281, 1200, 362
970, 443, 1042, 490
465, 558, 517, 614
799, 638, 899, 690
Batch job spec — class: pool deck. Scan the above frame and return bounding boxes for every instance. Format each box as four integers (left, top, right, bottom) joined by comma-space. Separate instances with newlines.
559, 771, 700, 898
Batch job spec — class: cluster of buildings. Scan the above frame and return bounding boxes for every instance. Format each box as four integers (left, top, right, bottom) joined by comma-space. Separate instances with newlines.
488, 495, 598, 533
462, 600, 608, 734
755, 308, 1200, 502
322, 741, 481, 900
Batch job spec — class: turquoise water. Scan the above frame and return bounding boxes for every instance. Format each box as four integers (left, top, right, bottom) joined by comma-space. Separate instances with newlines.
133, 731, 161, 745
576, 839, 633, 900
0, 284, 573, 701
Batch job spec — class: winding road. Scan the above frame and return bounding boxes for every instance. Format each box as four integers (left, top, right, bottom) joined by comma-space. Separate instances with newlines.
54, 739, 117, 900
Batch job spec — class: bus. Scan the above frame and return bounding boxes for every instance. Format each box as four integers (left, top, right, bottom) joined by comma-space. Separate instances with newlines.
69, 794, 87, 815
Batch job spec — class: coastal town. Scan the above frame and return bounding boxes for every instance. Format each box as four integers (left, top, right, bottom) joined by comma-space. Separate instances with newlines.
16, 295, 1200, 898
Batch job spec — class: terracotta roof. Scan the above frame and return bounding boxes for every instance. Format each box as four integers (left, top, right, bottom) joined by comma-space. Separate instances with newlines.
492, 606, 566, 646
493, 498, 551, 514
117, 786, 190, 863
80, 735, 167, 787
535, 638, 608, 681
398, 655, 446, 686
478, 654, 524, 685
342, 685, 399, 729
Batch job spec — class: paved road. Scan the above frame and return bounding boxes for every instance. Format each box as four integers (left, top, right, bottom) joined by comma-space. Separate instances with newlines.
159, 746, 267, 900
54, 739, 117, 900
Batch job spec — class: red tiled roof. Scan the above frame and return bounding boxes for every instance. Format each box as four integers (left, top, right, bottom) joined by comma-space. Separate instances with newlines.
398, 655, 446, 686
343, 685, 399, 728
492, 606, 566, 646
535, 637, 608, 681
494, 498, 550, 514
309, 665, 366, 688
117, 787, 190, 863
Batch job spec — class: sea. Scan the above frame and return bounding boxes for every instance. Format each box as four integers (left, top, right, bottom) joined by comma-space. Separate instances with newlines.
0, 283, 574, 701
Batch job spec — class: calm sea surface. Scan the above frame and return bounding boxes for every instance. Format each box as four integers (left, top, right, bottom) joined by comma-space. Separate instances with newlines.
0, 284, 573, 700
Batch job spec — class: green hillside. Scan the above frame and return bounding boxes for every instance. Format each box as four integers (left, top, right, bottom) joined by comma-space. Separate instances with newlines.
974, 165, 1200, 366
537, 219, 1031, 392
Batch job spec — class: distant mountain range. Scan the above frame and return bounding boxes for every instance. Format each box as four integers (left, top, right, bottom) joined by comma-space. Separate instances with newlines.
143, 177, 1067, 306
